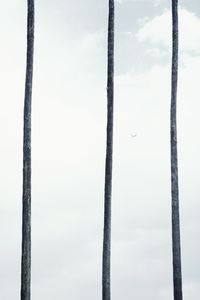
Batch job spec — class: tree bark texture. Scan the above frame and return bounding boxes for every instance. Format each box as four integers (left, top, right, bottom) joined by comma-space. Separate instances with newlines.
102, 1, 114, 300
170, 1, 183, 300
21, 1, 34, 300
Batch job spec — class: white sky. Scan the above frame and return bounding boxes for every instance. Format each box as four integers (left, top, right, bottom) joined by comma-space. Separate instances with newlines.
0, 1, 200, 299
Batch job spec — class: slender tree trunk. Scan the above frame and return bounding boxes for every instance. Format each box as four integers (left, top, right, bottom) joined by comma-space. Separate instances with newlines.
102, 1, 114, 300
21, 1, 34, 300
170, 1, 183, 299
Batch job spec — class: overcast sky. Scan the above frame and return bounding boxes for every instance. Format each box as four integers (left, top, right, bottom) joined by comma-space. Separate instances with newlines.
0, 0, 200, 299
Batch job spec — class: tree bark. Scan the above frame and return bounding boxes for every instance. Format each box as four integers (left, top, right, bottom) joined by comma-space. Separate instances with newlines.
170, 1, 183, 299
102, 1, 114, 300
21, 1, 34, 300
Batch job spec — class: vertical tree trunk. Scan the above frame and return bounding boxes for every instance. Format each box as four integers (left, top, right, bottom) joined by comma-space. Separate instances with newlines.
170, 1, 183, 300
102, 1, 114, 300
21, 1, 34, 300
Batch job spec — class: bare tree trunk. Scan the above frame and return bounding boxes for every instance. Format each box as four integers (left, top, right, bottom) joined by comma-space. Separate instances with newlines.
170, 1, 183, 299
21, 1, 34, 300
102, 1, 114, 300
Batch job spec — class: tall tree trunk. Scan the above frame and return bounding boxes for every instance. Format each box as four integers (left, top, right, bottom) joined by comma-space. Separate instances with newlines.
102, 1, 114, 300
21, 1, 34, 299
170, 1, 183, 300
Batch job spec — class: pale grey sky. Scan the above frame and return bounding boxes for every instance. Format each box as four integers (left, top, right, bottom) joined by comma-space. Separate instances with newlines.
0, 1, 200, 299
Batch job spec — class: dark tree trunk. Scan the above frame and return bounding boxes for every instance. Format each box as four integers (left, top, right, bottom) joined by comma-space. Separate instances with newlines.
170, 1, 183, 300
102, 1, 114, 300
21, 1, 34, 300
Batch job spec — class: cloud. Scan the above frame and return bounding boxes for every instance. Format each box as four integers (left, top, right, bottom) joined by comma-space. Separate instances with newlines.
137, 8, 200, 53
114, 8, 200, 297
116, 0, 166, 6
